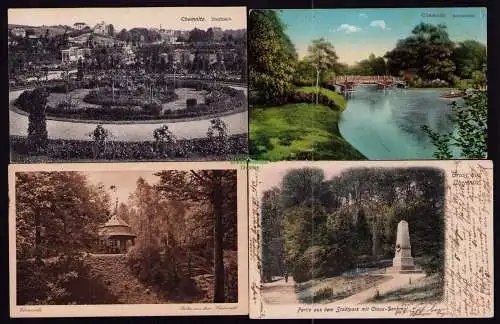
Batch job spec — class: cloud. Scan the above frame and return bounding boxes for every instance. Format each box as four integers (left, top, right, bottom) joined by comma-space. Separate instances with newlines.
370, 20, 388, 30
359, 13, 368, 18
335, 24, 362, 34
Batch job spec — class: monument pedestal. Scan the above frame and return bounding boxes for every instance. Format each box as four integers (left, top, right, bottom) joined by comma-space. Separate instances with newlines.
388, 220, 423, 274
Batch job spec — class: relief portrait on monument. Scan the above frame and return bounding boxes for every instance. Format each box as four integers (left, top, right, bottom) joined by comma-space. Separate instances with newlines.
249, 160, 493, 319
8, 162, 249, 317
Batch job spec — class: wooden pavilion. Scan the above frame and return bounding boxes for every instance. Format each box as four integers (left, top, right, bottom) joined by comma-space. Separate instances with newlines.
98, 214, 136, 254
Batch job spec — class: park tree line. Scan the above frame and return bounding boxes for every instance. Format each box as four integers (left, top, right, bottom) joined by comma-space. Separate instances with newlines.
261, 167, 445, 284
16, 171, 117, 304
122, 170, 238, 302
249, 10, 487, 159
15, 170, 238, 304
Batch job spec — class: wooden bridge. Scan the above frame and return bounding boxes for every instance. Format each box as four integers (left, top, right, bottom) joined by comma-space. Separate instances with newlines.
327, 75, 407, 96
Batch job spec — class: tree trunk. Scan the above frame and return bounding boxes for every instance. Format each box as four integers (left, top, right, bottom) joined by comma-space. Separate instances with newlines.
212, 181, 225, 303
315, 68, 320, 105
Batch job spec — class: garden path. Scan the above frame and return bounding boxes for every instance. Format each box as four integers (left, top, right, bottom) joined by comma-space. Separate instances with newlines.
261, 277, 300, 305
326, 272, 427, 305
9, 88, 248, 141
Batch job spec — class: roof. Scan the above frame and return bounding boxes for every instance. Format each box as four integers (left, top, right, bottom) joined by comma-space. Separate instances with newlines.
99, 215, 136, 238
104, 214, 131, 227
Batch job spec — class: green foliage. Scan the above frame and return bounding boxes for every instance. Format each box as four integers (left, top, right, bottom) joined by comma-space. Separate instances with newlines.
26, 87, 49, 154
248, 10, 297, 104
295, 86, 347, 110
452, 40, 487, 79
265, 166, 445, 284
422, 75, 487, 159
261, 187, 284, 282
385, 23, 456, 82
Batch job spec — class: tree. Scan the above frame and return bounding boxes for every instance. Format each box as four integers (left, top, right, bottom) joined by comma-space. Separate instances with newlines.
26, 88, 49, 154
306, 38, 339, 103
452, 40, 487, 80
107, 24, 115, 37
90, 125, 113, 159
280, 167, 325, 210
422, 76, 487, 159
261, 187, 283, 282
248, 9, 297, 104
206, 118, 229, 158
154, 170, 237, 302
153, 125, 176, 157
385, 23, 456, 81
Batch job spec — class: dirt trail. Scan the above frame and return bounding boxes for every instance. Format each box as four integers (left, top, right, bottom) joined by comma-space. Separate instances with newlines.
261, 277, 300, 305
328, 272, 427, 305
85, 253, 167, 304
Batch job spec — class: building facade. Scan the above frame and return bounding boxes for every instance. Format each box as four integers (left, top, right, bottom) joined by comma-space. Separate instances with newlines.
61, 47, 92, 64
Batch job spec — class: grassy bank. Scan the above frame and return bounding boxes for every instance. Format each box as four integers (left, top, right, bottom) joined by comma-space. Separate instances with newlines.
368, 274, 444, 303
250, 102, 365, 161
296, 86, 347, 110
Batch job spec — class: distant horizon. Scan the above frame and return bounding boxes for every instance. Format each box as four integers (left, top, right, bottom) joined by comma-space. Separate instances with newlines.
278, 7, 487, 65
8, 7, 246, 32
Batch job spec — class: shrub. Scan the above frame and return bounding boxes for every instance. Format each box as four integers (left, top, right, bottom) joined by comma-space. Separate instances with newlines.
186, 98, 197, 106
313, 287, 334, 301
224, 256, 238, 303
142, 102, 162, 116
127, 244, 178, 292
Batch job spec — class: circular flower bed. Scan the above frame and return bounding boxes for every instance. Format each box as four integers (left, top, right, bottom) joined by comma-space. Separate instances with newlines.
14, 80, 246, 122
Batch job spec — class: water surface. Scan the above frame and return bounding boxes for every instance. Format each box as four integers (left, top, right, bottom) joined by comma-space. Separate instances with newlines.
339, 85, 461, 159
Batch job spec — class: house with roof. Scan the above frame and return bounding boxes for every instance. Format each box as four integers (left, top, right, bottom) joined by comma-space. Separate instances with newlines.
74, 22, 87, 30
98, 214, 136, 254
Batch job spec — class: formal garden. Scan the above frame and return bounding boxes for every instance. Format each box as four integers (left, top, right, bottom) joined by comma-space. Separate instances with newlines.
13, 73, 247, 122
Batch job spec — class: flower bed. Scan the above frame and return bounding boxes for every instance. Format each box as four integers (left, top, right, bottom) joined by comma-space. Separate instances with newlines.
10, 134, 249, 162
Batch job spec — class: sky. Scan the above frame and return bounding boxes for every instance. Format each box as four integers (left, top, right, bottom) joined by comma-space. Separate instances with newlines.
8, 7, 246, 31
83, 171, 160, 205
279, 7, 487, 65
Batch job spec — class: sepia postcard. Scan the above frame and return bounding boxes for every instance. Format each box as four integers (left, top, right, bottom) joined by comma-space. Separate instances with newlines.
8, 161, 248, 317
248, 8, 487, 161
249, 160, 493, 318
8, 7, 248, 163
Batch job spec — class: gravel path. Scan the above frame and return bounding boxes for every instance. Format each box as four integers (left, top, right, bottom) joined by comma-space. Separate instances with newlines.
327, 272, 427, 305
9, 88, 248, 141
261, 277, 300, 305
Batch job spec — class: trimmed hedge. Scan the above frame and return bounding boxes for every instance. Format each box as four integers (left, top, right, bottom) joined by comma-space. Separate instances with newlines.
10, 134, 249, 161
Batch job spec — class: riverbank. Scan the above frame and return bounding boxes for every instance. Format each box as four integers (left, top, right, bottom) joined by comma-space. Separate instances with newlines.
249, 102, 366, 161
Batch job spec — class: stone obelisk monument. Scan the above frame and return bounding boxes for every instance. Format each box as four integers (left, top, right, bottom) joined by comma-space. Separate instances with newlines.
391, 220, 420, 273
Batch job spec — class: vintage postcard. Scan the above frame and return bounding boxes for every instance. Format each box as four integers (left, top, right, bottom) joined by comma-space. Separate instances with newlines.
9, 162, 248, 317
8, 7, 248, 162
249, 160, 493, 318
248, 8, 487, 161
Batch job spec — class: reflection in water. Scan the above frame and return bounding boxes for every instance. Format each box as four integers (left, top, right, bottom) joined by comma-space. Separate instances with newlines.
339, 85, 460, 159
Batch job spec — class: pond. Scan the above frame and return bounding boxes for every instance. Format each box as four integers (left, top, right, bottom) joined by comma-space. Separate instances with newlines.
338, 85, 462, 159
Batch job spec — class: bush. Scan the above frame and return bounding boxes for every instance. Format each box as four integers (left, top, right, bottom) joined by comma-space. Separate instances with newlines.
142, 102, 162, 116
127, 244, 179, 291
186, 98, 197, 106
313, 287, 334, 301
288, 90, 344, 111
17, 254, 118, 305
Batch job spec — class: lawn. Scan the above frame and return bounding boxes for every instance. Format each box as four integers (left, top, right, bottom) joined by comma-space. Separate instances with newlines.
368, 274, 444, 303
295, 274, 392, 304
296, 86, 347, 110
250, 103, 365, 161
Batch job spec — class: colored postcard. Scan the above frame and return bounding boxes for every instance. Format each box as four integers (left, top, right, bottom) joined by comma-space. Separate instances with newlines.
249, 160, 493, 318
248, 8, 487, 161
9, 162, 248, 317
8, 7, 248, 162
